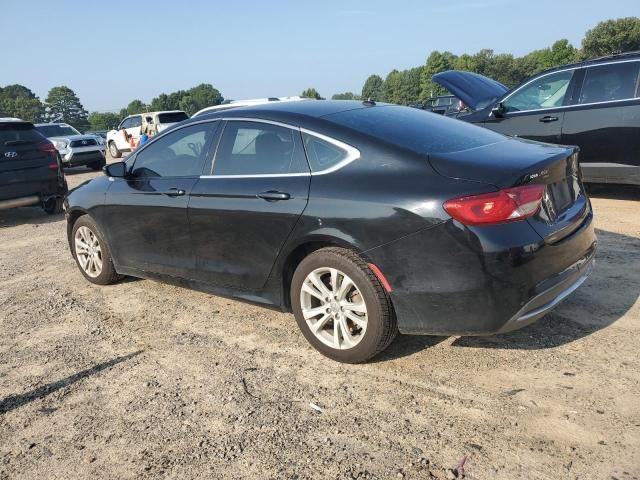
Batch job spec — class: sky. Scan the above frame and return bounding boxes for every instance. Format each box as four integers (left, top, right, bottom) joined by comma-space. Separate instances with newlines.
2, 0, 638, 112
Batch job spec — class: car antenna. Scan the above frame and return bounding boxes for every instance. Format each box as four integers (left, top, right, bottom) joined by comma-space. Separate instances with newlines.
362, 98, 376, 106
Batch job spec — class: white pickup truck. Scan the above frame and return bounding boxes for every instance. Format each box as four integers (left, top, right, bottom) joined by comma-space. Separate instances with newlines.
106, 110, 188, 158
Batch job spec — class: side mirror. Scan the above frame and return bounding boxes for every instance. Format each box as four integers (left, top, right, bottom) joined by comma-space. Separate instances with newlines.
491, 102, 506, 118
103, 161, 127, 178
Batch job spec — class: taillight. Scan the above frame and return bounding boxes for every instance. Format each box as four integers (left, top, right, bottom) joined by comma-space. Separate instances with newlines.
39, 141, 58, 154
48, 163, 59, 170
443, 185, 545, 226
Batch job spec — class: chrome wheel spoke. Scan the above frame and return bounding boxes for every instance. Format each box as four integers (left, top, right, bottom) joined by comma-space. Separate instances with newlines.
300, 267, 368, 351
75, 226, 103, 278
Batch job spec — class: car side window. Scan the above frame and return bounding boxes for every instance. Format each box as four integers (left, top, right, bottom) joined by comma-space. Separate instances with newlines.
131, 123, 213, 178
119, 117, 133, 130
578, 62, 640, 104
302, 133, 349, 172
212, 121, 309, 175
130, 116, 142, 128
504, 70, 573, 112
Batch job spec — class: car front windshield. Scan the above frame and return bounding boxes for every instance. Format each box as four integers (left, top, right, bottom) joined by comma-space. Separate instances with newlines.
36, 124, 81, 137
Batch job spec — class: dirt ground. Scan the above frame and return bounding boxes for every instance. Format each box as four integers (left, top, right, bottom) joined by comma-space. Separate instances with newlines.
0, 158, 639, 480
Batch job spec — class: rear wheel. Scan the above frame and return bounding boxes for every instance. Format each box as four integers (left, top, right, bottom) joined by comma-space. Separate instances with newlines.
43, 197, 63, 215
291, 247, 397, 363
71, 216, 122, 285
108, 141, 121, 159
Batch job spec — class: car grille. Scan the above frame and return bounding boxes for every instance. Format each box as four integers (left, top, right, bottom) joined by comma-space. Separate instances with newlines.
70, 139, 97, 148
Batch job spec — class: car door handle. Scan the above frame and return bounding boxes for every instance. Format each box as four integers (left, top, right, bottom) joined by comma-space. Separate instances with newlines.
257, 191, 291, 201
539, 116, 559, 123
164, 188, 186, 197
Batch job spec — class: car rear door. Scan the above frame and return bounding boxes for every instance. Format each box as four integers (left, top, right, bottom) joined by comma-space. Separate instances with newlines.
484, 69, 578, 143
560, 60, 640, 184
101, 121, 218, 278
188, 119, 310, 290
0, 122, 60, 202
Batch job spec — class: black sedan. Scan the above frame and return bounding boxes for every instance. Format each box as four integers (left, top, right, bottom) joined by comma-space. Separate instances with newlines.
64, 101, 597, 363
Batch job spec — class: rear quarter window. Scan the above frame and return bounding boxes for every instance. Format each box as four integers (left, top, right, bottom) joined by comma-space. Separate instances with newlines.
325, 106, 505, 154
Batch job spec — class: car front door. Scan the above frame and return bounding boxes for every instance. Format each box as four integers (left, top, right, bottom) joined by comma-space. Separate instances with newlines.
102, 121, 218, 278
484, 69, 577, 143
188, 119, 311, 290
560, 60, 640, 182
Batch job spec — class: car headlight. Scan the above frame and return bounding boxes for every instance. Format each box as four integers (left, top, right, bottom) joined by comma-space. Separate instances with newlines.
54, 140, 69, 150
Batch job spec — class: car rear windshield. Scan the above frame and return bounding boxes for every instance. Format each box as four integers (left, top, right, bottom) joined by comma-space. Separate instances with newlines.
0, 123, 45, 145
36, 124, 81, 137
157, 112, 188, 124
325, 105, 505, 154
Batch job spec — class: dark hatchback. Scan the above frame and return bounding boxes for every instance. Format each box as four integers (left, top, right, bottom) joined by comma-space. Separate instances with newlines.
0, 119, 67, 214
433, 52, 640, 185
64, 101, 596, 363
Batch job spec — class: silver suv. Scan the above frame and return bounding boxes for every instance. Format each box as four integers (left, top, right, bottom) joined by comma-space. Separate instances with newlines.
35, 123, 106, 170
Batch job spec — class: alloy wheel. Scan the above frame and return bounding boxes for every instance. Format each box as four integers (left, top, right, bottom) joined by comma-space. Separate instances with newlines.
300, 267, 368, 350
74, 226, 103, 278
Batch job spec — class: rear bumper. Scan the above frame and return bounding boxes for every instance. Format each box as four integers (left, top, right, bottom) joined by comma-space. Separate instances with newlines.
365, 211, 597, 335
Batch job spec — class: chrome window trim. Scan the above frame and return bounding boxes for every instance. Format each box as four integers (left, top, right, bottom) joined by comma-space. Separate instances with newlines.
500, 58, 640, 114
199, 119, 361, 179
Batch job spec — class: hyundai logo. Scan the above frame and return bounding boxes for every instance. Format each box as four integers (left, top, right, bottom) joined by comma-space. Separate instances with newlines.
4, 151, 18, 158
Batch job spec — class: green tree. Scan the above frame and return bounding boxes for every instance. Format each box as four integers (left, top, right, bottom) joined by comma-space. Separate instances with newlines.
331, 92, 360, 100
582, 17, 640, 58
420, 51, 457, 100
125, 99, 147, 116
0, 84, 44, 122
383, 68, 422, 105
88, 112, 121, 130
184, 84, 223, 114
44, 86, 89, 131
301, 88, 323, 100
361, 74, 384, 101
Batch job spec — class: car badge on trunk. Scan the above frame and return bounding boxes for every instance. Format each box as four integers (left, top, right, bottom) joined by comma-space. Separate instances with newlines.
4, 151, 18, 158
82, 140, 87, 145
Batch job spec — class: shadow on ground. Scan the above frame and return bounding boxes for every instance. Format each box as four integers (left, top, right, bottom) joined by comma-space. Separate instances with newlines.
586, 183, 640, 200
0, 206, 62, 228
0, 351, 143, 414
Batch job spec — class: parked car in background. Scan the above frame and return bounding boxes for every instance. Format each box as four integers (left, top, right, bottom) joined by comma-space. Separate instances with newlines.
65, 101, 596, 363
85, 130, 107, 140
193, 96, 305, 117
1, 119, 68, 214
433, 51, 640, 185
411, 95, 462, 115
35, 123, 106, 171
106, 110, 188, 158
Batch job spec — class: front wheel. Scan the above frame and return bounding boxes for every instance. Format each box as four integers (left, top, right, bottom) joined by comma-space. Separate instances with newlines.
43, 197, 63, 215
90, 160, 106, 171
291, 247, 397, 363
108, 141, 121, 159
71, 215, 122, 285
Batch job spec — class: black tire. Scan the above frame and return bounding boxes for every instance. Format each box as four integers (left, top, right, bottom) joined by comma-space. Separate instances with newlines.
43, 197, 63, 215
108, 141, 121, 159
291, 247, 398, 363
90, 160, 105, 171
71, 215, 122, 285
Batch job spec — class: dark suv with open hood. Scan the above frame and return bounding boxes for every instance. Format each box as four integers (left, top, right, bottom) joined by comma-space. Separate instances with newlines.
433, 52, 640, 185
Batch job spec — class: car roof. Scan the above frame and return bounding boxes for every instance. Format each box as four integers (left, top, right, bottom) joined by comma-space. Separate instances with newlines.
34, 122, 71, 127
193, 100, 381, 124
0, 117, 24, 122
194, 97, 305, 117
534, 50, 640, 77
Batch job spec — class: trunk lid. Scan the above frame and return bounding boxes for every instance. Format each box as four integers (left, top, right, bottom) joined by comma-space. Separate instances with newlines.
431, 70, 508, 110
430, 138, 589, 243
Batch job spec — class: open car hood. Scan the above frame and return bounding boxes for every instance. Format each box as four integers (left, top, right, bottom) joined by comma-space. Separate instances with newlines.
432, 70, 508, 110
